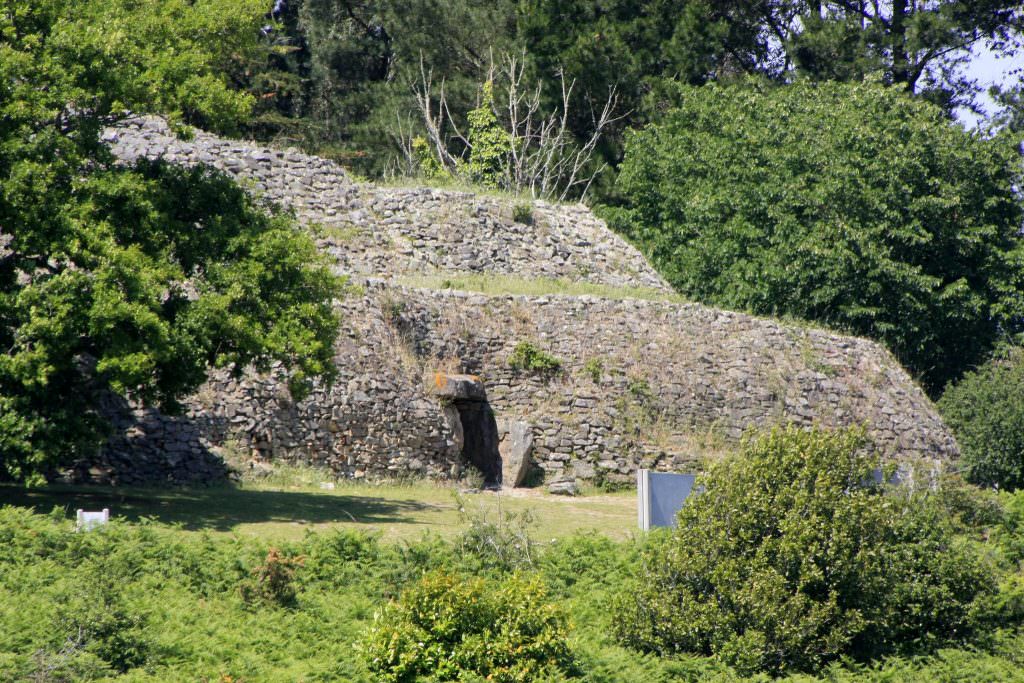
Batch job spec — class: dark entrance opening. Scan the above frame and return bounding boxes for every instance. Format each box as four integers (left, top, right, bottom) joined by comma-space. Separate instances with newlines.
452, 398, 502, 488
433, 373, 503, 488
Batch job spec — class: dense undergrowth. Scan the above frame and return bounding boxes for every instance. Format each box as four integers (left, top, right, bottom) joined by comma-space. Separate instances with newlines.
2, 485, 1023, 682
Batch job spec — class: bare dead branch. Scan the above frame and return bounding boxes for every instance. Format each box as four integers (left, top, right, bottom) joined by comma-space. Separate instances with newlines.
411, 50, 622, 201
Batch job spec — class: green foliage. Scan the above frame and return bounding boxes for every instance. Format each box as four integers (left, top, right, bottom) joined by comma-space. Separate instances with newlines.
0, 0, 344, 482
607, 80, 1024, 395
455, 493, 538, 572
614, 426, 1003, 675
781, 1, 1024, 110
264, 0, 518, 174
626, 377, 654, 404
990, 79, 1024, 134
508, 341, 563, 376
360, 570, 577, 683
939, 346, 1024, 491
413, 135, 448, 180
582, 358, 604, 383
462, 81, 512, 190
43, 566, 151, 675
0, 505, 461, 681
229, 0, 1022, 184
1, 495, 1023, 681
518, 0, 772, 185
239, 547, 304, 607
1, 0, 266, 134
513, 203, 535, 225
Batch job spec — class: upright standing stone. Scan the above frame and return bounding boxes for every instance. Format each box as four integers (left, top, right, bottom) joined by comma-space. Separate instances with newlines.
499, 420, 533, 488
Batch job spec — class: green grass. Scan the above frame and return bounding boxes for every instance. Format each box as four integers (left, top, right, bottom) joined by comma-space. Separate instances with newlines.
369, 173, 558, 204
0, 471, 637, 544
395, 272, 684, 302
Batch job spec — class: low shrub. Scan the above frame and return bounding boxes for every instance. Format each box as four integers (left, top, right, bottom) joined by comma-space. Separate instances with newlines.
0, 494, 1022, 681
302, 528, 381, 584
239, 547, 304, 607
455, 494, 538, 572
360, 571, 577, 682
508, 341, 562, 376
614, 425, 1001, 676
48, 570, 150, 674
939, 346, 1024, 490
512, 203, 535, 225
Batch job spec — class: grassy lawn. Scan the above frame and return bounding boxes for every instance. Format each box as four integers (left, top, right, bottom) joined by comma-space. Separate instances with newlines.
0, 472, 637, 543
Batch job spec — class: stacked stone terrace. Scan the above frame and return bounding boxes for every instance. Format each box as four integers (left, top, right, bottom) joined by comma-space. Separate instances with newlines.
89, 118, 958, 485
105, 117, 667, 290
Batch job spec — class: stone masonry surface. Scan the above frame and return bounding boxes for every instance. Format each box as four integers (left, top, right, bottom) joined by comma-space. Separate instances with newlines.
84, 118, 959, 485
104, 117, 669, 290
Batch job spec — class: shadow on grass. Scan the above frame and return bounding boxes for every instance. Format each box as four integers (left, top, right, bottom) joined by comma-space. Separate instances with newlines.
0, 483, 444, 532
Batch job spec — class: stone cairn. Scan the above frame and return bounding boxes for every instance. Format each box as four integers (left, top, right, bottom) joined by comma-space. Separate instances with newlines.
81, 117, 959, 487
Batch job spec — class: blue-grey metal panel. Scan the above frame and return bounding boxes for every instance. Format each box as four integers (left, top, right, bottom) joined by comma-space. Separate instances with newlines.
647, 472, 696, 528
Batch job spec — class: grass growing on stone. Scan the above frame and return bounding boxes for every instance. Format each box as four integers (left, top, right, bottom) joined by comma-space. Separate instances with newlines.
369, 174, 566, 204
395, 273, 685, 302
0, 468, 636, 544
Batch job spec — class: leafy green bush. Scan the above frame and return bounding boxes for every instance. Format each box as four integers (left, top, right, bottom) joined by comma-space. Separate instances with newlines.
614, 426, 1000, 676
508, 341, 563, 376
939, 347, 1024, 491
513, 203, 535, 225
462, 81, 512, 189
1, 496, 1023, 682
994, 489, 1024, 565
50, 572, 149, 674
361, 571, 577, 682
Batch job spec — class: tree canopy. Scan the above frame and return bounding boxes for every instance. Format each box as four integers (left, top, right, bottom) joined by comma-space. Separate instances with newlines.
0, 0, 344, 482
606, 79, 1024, 394
764, 1, 1024, 110
242, 0, 519, 174
241, 1, 1024, 181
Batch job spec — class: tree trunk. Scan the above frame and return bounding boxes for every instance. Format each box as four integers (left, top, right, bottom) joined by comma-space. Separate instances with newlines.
890, 0, 914, 90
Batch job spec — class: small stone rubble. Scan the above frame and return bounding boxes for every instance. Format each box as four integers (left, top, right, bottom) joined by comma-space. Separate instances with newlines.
83, 119, 959, 486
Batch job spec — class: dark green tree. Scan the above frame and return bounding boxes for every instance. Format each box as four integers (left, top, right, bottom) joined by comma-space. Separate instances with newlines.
607, 79, 1024, 394
231, 1, 1024, 182
234, 0, 314, 142
518, 0, 773, 187
0, 0, 344, 483
517, 1, 1024, 191
778, 1, 1024, 111
281, 0, 518, 173
989, 78, 1024, 133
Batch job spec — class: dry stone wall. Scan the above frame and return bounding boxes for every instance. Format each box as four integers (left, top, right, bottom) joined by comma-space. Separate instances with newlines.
85, 119, 960, 486
91, 281, 957, 486
105, 117, 668, 290
389, 287, 957, 481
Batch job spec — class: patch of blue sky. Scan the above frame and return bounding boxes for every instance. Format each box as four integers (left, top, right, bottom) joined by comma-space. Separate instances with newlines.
958, 44, 1024, 128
